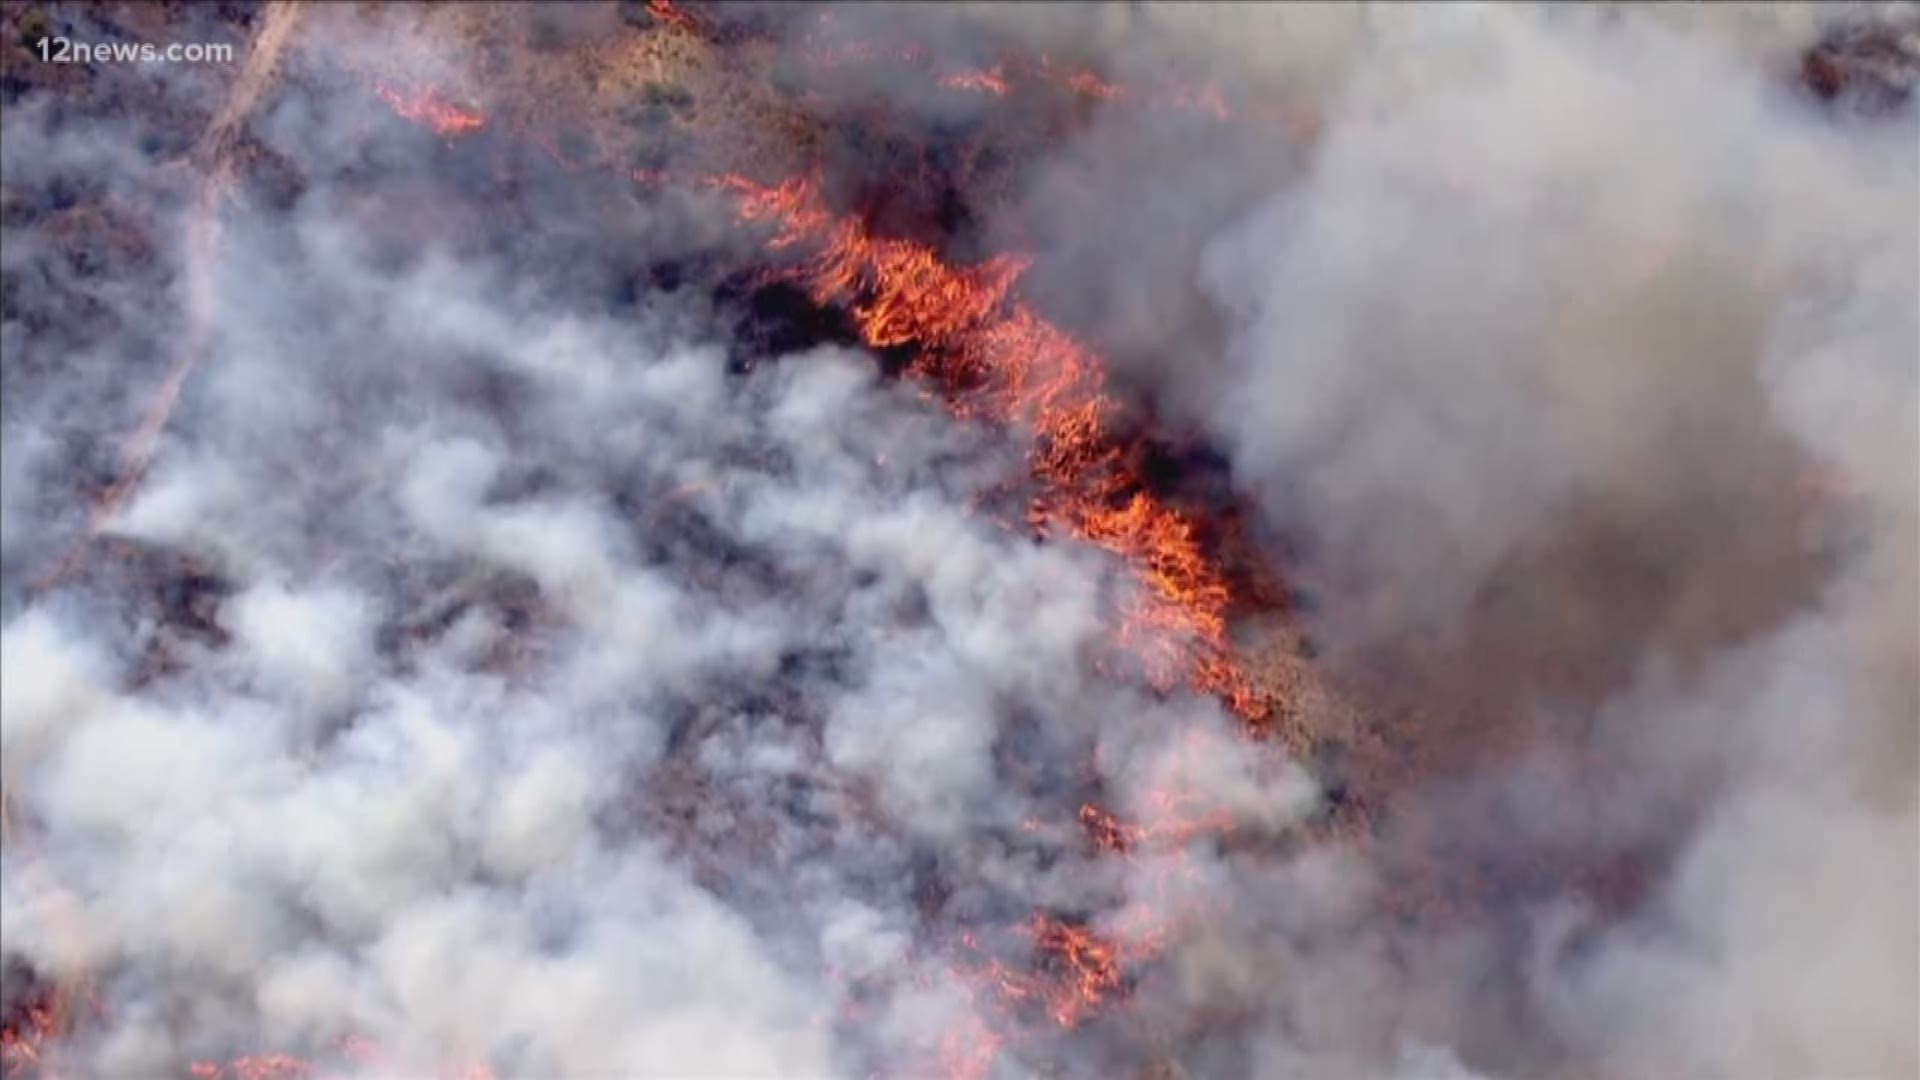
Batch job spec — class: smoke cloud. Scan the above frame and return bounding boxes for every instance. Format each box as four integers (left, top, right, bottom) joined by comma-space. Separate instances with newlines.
973, 3, 1918, 1077
0, 15, 1290, 1074
748, 0, 1918, 1075
3, 3, 1915, 1079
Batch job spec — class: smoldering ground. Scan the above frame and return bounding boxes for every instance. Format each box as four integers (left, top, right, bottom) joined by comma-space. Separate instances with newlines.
3, 3, 1918, 1080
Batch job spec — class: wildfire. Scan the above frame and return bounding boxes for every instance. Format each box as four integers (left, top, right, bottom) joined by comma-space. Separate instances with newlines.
0, 993, 59, 1076
717, 173, 1265, 721
693, 162, 1274, 1076
0, 43, 1285, 1080
646, 0, 700, 35
1046, 61, 1124, 102
411, 67, 1268, 1070
802, 8, 1236, 121
186, 1037, 493, 1080
937, 66, 1012, 96
1080, 797, 1235, 854
187, 1055, 311, 1080
0, 982, 102, 1080
952, 915, 1135, 1033
374, 81, 485, 140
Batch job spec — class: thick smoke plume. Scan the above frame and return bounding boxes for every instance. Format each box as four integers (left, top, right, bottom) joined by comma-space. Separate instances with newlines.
3, 5, 1300, 1076
3, 3, 1917, 1079
908, 3, 1919, 1077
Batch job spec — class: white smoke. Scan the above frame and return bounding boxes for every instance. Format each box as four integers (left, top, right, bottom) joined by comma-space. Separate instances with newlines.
1183, 4, 1915, 1078
4, 3, 1915, 1079
794, 1, 1918, 1076
0, 32, 1292, 1078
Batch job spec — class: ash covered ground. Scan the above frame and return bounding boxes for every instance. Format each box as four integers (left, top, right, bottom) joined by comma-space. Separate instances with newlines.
1, 3, 1917, 1080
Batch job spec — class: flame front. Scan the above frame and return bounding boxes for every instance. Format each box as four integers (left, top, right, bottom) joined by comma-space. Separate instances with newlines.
703, 169, 1268, 1076
374, 81, 485, 139
720, 173, 1266, 722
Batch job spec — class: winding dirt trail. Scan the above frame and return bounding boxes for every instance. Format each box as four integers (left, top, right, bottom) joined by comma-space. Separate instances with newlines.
4, 7, 307, 1071
36, 0, 304, 591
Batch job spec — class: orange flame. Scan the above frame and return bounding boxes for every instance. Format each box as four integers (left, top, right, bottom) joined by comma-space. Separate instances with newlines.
187, 1055, 312, 1080
187, 1038, 493, 1080
1080, 797, 1234, 854
646, 0, 699, 34
0, 982, 99, 1079
703, 173, 1271, 1071
1043, 60, 1123, 102
375, 81, 485, 139
799, 21, 1241, 123
717, 173, 1264, 721
0, 996, 58, 1075
938, 67, 1011, 96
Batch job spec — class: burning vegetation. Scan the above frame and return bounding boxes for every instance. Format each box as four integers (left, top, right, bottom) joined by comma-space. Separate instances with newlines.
2, 2, 1915, 1079
3, 8, 1300, 1074
373, 81, 485, 141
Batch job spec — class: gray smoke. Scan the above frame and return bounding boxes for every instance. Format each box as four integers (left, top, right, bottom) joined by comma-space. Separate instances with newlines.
0, 15, 1298, 1077
3, 3, 1916, 1079
755, 0, 1919, 1076
973, 3, 1919, 1078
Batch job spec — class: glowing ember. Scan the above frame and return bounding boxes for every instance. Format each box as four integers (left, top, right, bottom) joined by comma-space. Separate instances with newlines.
938, 67, 1012, 96
787, 16, 1236, 122
646, 0, 700, 35
1081, 797, 1234, 854
186, 1040, 494, 1080
0, 1002, 54, 1075
795, 17, 1241, 123
375, 81, 485, 139
0, 984, 88, 1079
187, 1055, 312, 1080
1044, 60, 1124, 101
